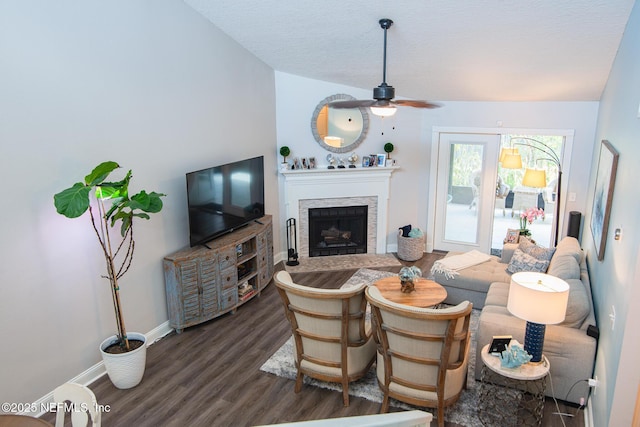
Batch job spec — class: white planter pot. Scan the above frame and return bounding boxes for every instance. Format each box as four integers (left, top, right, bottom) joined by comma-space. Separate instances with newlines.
99, 332, 147, 389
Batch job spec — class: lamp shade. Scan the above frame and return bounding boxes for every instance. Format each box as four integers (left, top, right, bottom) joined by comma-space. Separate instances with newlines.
522, 168, 547, 188
501, 153, 523, 169
507, 272, 569, 325
370, 105, 397, 117
499, 147, 519, 163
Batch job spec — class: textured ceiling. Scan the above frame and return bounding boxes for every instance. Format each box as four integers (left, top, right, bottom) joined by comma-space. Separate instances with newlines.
184, 0, 634, 102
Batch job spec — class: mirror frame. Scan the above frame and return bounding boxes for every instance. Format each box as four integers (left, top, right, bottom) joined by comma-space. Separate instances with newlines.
310, 94, 370, 153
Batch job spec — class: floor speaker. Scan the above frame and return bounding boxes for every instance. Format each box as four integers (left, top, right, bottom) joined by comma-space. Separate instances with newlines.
567, 211, 581, 239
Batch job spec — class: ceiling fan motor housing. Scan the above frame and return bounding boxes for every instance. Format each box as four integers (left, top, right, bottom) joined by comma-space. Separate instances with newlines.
374, 83, 395, 101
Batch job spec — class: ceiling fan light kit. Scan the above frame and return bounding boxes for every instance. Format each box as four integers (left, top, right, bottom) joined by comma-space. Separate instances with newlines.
329, 18, 440, 116
370, 105, 397, 117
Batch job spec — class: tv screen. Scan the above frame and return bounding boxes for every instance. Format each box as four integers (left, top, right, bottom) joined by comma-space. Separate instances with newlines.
186, 156, 265, 247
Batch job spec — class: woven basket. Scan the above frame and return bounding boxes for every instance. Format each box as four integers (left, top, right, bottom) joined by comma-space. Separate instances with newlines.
397, 231, 425, 261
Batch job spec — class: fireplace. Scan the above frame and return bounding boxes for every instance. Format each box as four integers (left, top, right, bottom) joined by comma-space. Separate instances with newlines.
281, 167, 397, 256
308, 206, 368, 257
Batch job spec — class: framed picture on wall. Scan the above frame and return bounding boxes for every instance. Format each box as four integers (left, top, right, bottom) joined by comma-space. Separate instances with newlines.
590, 140, 619, 261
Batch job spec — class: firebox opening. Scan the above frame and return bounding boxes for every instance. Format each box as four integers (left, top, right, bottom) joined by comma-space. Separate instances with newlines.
308, 205, 368, 257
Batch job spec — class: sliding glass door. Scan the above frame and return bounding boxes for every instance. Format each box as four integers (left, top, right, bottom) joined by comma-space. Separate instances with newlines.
433, 133, 499, 253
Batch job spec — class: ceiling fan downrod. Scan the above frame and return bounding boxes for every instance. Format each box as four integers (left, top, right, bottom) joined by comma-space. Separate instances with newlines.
374, 18, 395, 102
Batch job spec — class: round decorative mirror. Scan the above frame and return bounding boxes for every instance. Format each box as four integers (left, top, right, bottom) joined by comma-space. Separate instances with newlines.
310, 94, 369, 153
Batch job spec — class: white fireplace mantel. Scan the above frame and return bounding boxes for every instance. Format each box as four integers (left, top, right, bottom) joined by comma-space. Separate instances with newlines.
281, 166, 398, 254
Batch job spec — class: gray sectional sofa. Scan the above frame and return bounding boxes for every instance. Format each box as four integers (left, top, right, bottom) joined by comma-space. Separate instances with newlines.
433, 237, 597, 404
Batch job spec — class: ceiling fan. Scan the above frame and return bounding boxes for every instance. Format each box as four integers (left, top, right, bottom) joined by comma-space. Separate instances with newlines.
329, 18, 441, 116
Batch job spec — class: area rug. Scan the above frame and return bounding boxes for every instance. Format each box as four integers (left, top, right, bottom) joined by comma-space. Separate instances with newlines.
260, 268, 486, 426
284, 254, 401, 273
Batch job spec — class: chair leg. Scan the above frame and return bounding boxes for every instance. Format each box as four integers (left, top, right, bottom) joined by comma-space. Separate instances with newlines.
294, 371, 303, 393
379, 394, 390, 413
342, 381, 349, 406
437, 406, 444, 427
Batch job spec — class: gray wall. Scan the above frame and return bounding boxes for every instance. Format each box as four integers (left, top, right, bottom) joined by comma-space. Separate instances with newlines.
0, 0, 278, 405
275, 72, 598, 255
586, 1, 640, 425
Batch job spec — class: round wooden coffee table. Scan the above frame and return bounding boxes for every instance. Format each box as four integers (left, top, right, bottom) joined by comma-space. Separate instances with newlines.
373, 276, 447, 307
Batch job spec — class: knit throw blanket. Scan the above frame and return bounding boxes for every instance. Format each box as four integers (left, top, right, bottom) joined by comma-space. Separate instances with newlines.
430, 250, 491, 279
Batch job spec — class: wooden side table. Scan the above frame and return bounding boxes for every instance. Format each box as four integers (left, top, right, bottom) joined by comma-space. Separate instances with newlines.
478, 343, 549, 426
373, 276, 447, 308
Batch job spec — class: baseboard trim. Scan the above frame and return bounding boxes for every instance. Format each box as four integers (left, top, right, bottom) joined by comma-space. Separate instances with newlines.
585, 395, 594, 427
28, 321, 173, 417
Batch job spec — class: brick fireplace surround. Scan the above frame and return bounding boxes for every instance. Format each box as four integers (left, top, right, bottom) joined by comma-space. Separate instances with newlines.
281, 167, 397, 257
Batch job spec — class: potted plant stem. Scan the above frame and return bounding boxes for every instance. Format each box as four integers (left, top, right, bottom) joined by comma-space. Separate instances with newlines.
54, 161, 165, 389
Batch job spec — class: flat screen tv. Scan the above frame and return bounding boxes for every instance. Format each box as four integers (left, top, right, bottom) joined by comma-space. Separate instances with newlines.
186, 156, 265, 247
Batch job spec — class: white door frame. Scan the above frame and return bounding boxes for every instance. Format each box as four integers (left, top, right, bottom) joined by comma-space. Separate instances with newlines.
426, 126, 575, 253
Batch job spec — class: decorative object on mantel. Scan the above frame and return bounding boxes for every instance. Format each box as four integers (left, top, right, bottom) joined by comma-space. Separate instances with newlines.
286, 218, 299, 266
292, 157, 301, 170
384, 142, 394, 165
326, 153, 336, 169
279, 146, 290, 171
398, 266, 422, 293
54, 161, 165, 389
337, 156, 346, 168
347, 152, 359, 168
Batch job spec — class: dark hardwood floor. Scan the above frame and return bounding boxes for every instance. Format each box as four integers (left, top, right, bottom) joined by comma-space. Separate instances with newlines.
42, 252, 584, 426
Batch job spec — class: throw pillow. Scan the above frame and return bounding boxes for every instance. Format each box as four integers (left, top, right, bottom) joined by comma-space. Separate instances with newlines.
518, 238, 556, 261
506, 248, 550, 274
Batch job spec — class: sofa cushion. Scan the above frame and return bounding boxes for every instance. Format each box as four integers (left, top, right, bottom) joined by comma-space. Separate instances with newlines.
506, 248, 550, 274
547, 237, 582, 280
484, 281, 510, 307
561, 278, 591, 328
547, 255, 581, 280
518, 238, 556, 261
551, 237, 583, 264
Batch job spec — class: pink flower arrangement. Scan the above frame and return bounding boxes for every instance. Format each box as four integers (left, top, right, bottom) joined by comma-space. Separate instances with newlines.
519, 207, 545, 236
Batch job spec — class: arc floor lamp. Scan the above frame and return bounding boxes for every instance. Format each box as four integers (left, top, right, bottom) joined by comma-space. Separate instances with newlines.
500, 137, 562, 246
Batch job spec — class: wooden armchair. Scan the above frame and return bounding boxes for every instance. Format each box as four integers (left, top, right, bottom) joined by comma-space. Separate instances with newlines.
274, 270, 376, 406
365, 286, 472, 427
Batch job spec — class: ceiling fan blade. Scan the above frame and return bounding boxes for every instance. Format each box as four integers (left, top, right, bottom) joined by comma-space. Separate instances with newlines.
328, 100, 376, 109
392, 100, 442, 109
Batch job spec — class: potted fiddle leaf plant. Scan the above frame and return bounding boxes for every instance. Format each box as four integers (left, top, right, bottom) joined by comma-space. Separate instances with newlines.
53, 161, 165, 389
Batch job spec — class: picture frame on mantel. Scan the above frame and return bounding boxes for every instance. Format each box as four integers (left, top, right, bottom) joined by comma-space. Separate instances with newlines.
590, 140, 619, 261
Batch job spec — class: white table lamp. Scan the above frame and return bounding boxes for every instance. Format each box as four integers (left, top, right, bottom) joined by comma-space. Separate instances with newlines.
507, 272, 569, 363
